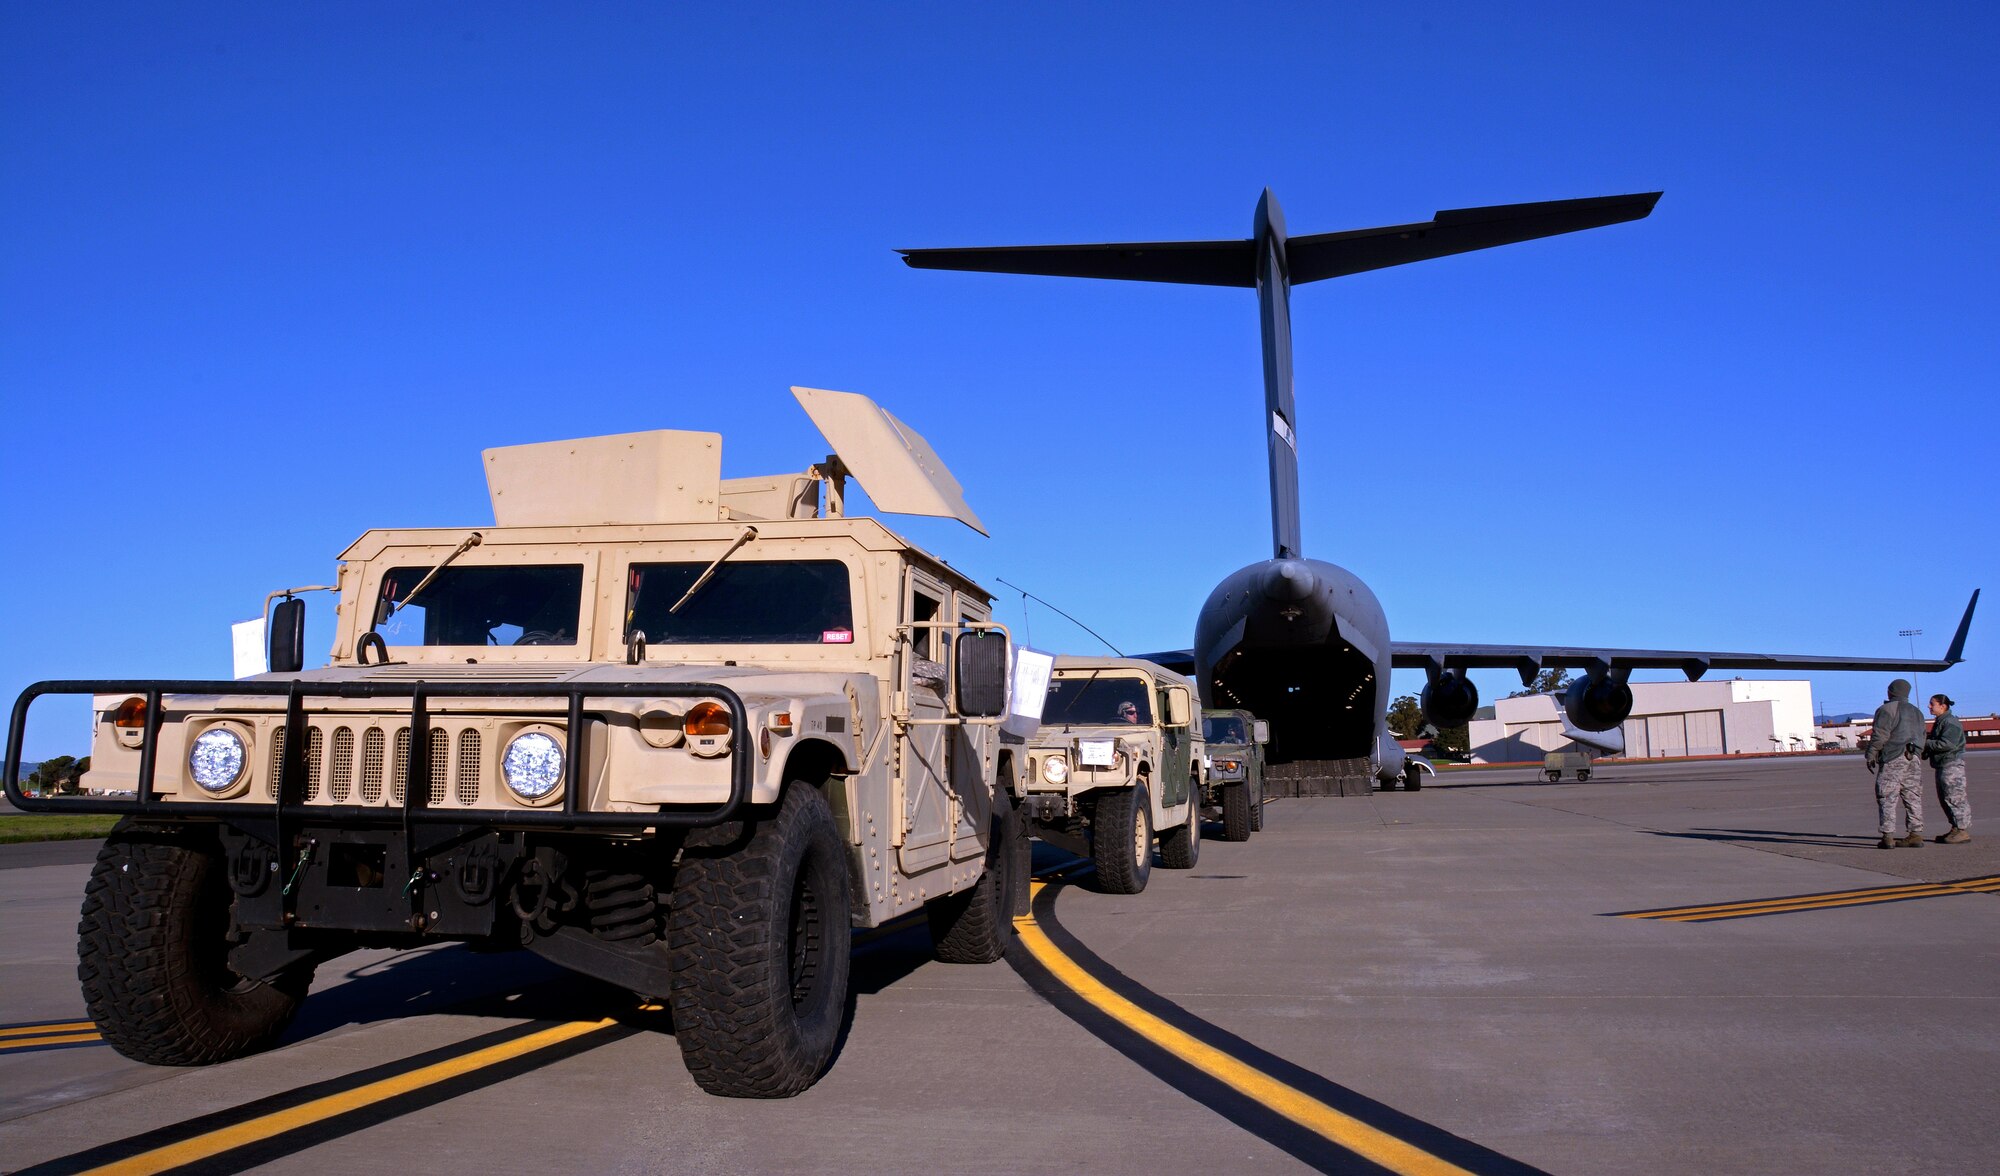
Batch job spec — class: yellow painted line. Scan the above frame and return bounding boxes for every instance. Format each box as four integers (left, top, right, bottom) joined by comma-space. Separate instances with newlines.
1621, 877, 1990, 920
0, 1020, 94, 1039
78, 1018, 617, 1176
1658, 878, 2000, 922
0, 1030, 102, 1050
1013, 881, 1470, 1176
1651, 885, 1960, 920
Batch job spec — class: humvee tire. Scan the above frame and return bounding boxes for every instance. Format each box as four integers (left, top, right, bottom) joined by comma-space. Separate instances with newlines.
79, 824, 312, 1066
1219, 781, 1252, 842
1159, 782, 1201, 869
1249, 779, 1264, 832
1404, 772, 1422, 791
1091, 781, 1153, 895
667, 783, 851, 1098
1577, 769, 1592, 782
927, 792, 1022, 964
1546, 770, 1562, 782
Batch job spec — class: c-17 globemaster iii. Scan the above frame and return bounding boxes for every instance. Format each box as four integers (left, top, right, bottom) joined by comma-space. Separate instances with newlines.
902, 191, 1980, 791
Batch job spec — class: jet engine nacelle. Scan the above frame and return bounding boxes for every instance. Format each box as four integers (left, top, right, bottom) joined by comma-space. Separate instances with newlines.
1420, 670, 1480, 728
1561, 674, 1634, 733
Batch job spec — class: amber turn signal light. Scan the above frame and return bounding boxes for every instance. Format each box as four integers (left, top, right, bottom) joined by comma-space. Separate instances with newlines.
684, 701, 732, 738
112, 697, 148, 730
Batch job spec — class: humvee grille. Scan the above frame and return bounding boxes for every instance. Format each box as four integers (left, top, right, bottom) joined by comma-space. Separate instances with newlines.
427, 728, 450, 805
304, 727, 324, 800
361, 728, 385, 802
233, 717, 531, 810
456, 730, 482, 806
329, 727, 354, 802
390, 728, 410, 804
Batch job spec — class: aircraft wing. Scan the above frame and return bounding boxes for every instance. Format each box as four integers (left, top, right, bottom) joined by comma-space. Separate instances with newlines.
1391, 591, 1979, 685
1128, 648, 1196, 674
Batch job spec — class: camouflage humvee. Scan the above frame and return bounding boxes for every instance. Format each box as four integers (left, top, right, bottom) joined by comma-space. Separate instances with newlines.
2, 387, 1027, 1099
1200, 707, 1269, 841
1019, 655, 1205, 893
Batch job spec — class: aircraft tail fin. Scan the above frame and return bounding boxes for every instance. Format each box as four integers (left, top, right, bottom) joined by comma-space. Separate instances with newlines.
1944, 589, 1980, 664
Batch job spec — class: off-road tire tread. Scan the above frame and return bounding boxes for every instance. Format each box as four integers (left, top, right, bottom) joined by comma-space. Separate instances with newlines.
78, 825, 309, 1066
1159, 785, 1200, 869
1090, 783, 1151, 895
1249, 779, 1264, 832
1220, 781, 1252, 842
926, 794, 1020, 964
665, 784, 850, 1098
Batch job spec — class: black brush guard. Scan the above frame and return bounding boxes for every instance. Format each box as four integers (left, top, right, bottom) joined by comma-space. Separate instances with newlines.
3, 678, 754, 831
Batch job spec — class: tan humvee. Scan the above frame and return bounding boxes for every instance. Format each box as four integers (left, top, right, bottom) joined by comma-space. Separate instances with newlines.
1020, 655, 1205, 893
8, 387, 1025, 1099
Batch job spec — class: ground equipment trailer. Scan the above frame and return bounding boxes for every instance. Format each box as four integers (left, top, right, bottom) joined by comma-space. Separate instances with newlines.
1019, 655, 1206, 893
3, 387, 1028, 1099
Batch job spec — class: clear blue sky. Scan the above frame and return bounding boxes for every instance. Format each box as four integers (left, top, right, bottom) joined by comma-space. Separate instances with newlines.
3, 2, 1993, 760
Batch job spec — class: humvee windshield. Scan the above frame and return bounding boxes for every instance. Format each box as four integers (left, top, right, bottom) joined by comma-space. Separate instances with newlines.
374, 565, 584, 646
1204, 715, 1248, 743
1043, 675, 1153, 727
625, 560, 854, 644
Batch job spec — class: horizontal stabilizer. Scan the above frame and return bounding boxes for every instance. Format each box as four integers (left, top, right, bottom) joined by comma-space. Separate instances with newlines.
899, 239, 1255, 287
1288, 192, 1660, 283
898, 192, 1660, 290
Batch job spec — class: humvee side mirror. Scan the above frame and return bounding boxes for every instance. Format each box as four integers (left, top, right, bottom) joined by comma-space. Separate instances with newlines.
1252, 720, 1270, 744
1165, 686, 1192, 727
954, 630, 1009, 718
373, 596, 393, 627
269, 597, 306, 675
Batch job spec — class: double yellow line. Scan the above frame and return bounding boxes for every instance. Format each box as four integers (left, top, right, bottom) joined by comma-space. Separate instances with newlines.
1012, 880, 1484, 1176
1618, 874, 2000, 923
70, 1018, 619, 1176
0, 1019, 101, 1053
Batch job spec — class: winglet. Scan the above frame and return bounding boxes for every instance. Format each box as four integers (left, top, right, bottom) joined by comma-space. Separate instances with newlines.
1944, 589, 1980, 664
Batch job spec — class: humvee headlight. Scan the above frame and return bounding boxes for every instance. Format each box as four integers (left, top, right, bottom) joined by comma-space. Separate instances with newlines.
1216, 759, 1241, 773
502, 732, 565, 800
188, 728, 247, 793
684, 701, 733, 758
1041, 754, 1069, 785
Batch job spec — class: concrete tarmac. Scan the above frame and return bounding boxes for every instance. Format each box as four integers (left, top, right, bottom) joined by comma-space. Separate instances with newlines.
1, 752, 1994, 1174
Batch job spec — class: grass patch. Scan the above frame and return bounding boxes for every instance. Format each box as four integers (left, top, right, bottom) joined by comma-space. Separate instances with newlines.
0, 814, 121, 844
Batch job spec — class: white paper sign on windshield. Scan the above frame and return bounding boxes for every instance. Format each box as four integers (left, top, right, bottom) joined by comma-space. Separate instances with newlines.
1078, 739, 1116, 767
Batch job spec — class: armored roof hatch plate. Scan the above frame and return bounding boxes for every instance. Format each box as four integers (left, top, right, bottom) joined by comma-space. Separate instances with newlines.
482, 430, 722, 526
792, 386, 987, 535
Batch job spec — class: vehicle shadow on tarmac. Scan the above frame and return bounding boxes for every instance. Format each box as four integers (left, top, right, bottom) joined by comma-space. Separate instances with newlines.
280, 924, 942, 1065
1648, 827, 1887, 850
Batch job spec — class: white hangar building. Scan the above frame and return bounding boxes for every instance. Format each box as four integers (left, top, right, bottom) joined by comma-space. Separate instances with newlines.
1467, 680, 1817, 763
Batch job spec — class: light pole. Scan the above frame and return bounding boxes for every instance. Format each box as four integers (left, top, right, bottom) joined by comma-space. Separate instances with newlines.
1899, 627, 1923, 700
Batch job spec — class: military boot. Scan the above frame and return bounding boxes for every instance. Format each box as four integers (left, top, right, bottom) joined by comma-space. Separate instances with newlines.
1896, 832, 1924, 848
1877, 834, 1895, 849
1941, 827, 1971, 844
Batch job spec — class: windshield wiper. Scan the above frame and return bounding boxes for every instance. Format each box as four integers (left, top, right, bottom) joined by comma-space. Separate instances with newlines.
669, 526, 758, 614
389, 531, 483, 616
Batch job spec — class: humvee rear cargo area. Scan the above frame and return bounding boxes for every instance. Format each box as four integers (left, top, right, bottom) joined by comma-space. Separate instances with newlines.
1020, 656, 1204, 894
4, 387, 1027, 1099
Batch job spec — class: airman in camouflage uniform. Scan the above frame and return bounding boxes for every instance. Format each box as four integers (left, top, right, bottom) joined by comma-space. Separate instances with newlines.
1924, 693, 1970, 843
1867, 678, 1927, 849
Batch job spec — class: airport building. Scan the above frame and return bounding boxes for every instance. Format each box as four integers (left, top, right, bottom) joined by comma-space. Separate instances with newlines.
1467, 680, 1816, 763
